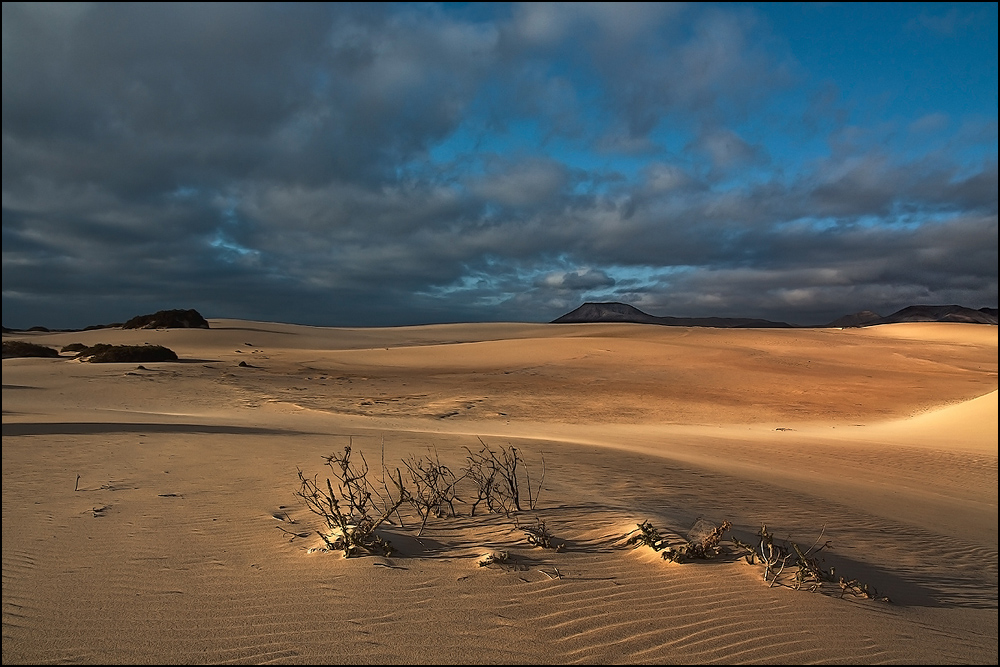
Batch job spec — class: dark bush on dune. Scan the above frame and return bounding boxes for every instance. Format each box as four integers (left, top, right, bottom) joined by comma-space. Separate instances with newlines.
122, 309, 209, 329
75, 344, 178, 363
2, 340, 60, 358
61, 343, 88, 353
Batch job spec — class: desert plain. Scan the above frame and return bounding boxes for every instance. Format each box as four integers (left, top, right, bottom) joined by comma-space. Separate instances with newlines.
2, 319, 997, 664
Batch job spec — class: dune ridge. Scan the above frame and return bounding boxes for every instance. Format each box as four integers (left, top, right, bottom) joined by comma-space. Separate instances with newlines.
3, 320, 997, 664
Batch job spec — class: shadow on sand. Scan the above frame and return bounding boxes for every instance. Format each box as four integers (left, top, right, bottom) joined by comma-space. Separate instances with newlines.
1, 422, 310, 437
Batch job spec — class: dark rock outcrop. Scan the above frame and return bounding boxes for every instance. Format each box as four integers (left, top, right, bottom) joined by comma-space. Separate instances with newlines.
2, 340, 60, 358
74, 344, 179, 363
121, 309, 209, 329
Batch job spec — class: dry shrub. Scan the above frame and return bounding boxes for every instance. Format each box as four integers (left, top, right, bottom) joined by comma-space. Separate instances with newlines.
295, 444, 408, 557
664, 518, 732, 562
292, 439, 553, 561
463, 438, 544, 517
731, 524, 890, 601
626, 519, 887, 600
518, 516, 563, 550
624, 519, 731, 563
731, 523, 790, 585
478, 551, 526, 571
401, 449, 464, 536
625, 521, 667, 551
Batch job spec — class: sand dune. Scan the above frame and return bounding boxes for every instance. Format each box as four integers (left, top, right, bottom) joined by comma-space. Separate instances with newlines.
3, 321, 997, 664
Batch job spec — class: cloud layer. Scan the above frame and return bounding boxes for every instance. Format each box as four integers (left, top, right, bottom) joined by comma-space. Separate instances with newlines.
3, 3, 996, 328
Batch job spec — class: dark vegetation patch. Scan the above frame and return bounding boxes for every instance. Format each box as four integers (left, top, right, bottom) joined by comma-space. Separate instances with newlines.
75, 344, 179, 363
122, 309, 209, 330
2, 340, 60, 358
61, 343, 89, 353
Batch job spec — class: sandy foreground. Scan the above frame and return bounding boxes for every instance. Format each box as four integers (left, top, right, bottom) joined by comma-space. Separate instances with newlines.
2, 320, 997, 664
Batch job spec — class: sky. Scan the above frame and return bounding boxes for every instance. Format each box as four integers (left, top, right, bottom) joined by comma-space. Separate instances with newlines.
2, 2, 997, 329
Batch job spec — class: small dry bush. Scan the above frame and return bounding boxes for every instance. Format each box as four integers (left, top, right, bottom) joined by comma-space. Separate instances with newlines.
732, 524, 889, 601
667, 518, 732, 562
2, 340, 60, 358
61, 342, 88, 353
478, 551, 511, 567
626, 519, 890, 601
731, 523, 790, 585
625, 520, 667, 551
478, 551, 527, 571
625, 519, 731, 563
463, 438, 544, 517
402, 449, 464, 536
295, 444, 408, 557
293, 438, 551, 560
518, 516, 563, 550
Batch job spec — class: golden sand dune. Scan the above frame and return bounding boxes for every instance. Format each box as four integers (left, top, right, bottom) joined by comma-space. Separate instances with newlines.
3, 321, 997, 664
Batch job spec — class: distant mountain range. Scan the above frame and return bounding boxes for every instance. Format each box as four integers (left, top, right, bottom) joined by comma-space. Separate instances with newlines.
3, 304, 997, 333
552, 302, 999, 328
824, 305, 997, 327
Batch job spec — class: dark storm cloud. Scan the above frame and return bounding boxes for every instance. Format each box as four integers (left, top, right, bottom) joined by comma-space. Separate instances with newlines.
2, 3, 497, 192
2, 3, 996, 329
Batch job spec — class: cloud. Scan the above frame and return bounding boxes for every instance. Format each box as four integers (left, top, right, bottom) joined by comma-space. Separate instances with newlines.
643, 163, 695, 193
1, 3, 996, 329
472, 157, 571, 209
2, 3, 499, 196
688, 127, 768, 173
535, 268, 616, 291
907, 8, 976, 37
908, 113, 950, 135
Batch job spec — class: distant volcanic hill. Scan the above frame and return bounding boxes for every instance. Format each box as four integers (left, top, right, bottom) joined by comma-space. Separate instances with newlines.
868, 305, 998, 326
823, 305, 998, 327
552, 302, 794, 328
554, 302, 998, 329
824, 310, 884, 328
